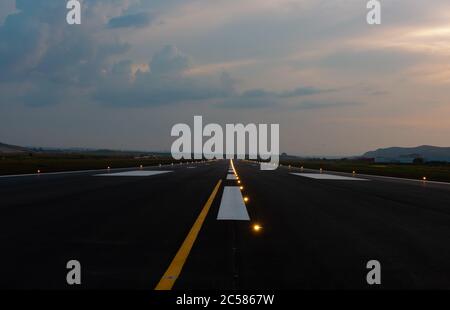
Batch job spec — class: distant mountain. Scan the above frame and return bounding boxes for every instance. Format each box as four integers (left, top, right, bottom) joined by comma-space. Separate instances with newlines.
363, 145, 450, 162
0, 142, 171, 157
0, 142, 30, 154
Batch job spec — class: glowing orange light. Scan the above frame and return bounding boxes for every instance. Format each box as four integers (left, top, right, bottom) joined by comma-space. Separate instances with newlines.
253, 224, 262, 232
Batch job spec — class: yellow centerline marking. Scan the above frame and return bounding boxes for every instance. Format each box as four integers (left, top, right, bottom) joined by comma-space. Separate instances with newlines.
230, 159, 237, 174
155, 179, 223, 290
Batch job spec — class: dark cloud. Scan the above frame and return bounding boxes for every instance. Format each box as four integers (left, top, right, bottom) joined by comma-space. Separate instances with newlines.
150, 45, 189, 76
219, 86, 334, 109
93, 46, 232, 107
291, 100, 361, 110
94, 77, 230, 107
0, 0, 15, 24
93, 45, 331, 108
108, 12, 155, 29
220, 90, 275, 109
0, 1, 341, 111
0, 0, 130, 106
221, 96, 360, 110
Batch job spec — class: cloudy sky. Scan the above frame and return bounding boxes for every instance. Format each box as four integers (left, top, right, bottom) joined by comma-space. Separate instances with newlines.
1, 0, 450, 156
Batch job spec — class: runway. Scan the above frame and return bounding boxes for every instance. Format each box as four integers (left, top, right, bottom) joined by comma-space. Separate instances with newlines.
1, 160, 450, 289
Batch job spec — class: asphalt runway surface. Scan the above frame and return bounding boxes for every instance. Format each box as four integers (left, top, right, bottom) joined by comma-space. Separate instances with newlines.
1, 160, 450, 289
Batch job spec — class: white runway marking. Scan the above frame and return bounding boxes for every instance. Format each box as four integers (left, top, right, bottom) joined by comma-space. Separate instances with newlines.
187, 167, 196, 169
291, 173, 368, 181
260, 163, 277, 170
95, 171, 172, 177
217, 187, 250, 221
226, 174, 238, 180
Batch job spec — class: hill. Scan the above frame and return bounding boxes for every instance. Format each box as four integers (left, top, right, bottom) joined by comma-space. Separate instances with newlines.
0, 142, 30, 154
363, 145, 450, 162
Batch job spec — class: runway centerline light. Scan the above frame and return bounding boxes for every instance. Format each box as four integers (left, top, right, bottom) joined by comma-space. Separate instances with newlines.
253, 224, 262, 232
